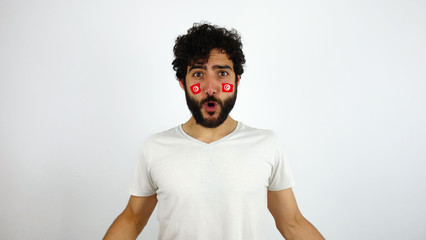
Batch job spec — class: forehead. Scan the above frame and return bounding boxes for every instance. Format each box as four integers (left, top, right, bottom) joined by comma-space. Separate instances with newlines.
187, 48, 234, 70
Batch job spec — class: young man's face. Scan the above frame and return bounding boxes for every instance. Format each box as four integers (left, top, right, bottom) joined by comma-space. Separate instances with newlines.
179, 48, 240, 128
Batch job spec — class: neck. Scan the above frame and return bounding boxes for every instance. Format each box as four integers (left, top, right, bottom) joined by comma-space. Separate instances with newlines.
181, 116, 238, 144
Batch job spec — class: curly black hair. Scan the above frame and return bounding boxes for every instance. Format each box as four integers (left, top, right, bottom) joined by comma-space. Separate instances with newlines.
172, 22, 245, 81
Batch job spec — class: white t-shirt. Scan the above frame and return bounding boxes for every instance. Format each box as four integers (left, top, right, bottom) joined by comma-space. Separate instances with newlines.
128, 122, 295, 240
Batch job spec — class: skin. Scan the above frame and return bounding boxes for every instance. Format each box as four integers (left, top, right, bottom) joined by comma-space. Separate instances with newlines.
179, 48, 240, 143
103, 195, 157, 240
103, 48, 324, 240
268, 188, 325, 240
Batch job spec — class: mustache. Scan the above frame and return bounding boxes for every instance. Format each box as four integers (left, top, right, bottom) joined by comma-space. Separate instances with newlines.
200, 95, 223, 105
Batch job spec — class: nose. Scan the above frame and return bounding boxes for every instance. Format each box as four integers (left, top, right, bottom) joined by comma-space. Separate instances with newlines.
204, 74, 218, 95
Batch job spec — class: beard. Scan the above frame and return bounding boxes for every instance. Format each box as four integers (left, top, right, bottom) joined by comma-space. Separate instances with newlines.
184, 83, 237, 128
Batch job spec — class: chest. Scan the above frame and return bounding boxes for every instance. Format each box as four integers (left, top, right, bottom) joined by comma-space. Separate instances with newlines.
149, 146, 273, 199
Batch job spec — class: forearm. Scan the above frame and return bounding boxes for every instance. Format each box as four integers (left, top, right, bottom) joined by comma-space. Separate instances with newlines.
103, 211, 146, 240
278, 217, 324, 240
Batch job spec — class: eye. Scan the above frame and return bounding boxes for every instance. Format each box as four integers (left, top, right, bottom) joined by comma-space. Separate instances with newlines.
218, 71, 229, 77
193, 72, 203, 78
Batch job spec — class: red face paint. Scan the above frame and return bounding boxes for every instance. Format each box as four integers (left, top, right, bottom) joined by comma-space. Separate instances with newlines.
190, 83, 201, 95
222, 83, 233, 92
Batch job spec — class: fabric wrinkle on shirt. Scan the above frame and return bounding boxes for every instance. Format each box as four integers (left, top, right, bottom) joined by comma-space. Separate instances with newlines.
128, 122, 295, 240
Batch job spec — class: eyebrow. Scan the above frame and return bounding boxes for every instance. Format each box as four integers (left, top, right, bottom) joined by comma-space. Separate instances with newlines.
212, 65, 232, 70
188, 65, 207, 72
188, 64, 233, 72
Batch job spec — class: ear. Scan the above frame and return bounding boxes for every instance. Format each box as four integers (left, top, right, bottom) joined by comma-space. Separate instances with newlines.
236, 75, 241, 86
179, 79, 185, 91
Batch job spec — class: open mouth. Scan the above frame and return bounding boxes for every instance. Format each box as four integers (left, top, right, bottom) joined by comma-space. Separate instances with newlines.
204, 101, 217, 113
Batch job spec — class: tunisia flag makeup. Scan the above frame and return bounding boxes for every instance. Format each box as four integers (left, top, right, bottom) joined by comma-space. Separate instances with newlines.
222, 83, 233, 92
190, 83, 201, 95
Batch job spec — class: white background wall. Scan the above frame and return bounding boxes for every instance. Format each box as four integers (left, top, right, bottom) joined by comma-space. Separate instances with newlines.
1, 0, 425, 239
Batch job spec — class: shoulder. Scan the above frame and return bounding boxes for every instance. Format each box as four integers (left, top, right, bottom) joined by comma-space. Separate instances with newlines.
238, 122, 280, 140
235, 122, 281, 147
141, 126, 183, 152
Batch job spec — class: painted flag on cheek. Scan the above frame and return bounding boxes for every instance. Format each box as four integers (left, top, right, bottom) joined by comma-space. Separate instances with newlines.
222, 83, 233, 92
190, 83, 201, 95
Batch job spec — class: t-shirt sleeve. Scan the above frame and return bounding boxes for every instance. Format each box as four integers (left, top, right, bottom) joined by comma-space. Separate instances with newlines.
268, 138, 296, 191
128, 148, 157, 196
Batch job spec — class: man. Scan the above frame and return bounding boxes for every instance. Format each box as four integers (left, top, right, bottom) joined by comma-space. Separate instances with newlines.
103, 23, 324, 240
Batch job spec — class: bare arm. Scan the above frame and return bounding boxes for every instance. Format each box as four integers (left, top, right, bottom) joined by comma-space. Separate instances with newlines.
268, 188, 324, 240
103, 194, 157, 240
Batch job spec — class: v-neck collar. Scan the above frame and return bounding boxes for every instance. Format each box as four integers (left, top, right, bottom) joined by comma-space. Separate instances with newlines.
178, 121, 242, 147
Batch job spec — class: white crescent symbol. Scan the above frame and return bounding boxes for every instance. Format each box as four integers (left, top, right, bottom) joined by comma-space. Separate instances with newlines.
193, 86, 199, 92
224, 84, 230, 91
